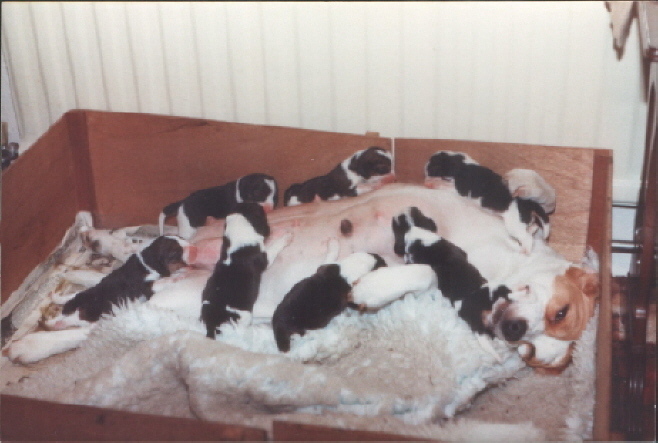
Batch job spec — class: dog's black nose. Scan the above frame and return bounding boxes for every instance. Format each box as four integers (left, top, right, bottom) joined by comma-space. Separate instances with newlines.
501, 318, 527, 342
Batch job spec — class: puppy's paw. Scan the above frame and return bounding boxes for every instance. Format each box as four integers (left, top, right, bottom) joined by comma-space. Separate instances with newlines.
424, 176, 455, 190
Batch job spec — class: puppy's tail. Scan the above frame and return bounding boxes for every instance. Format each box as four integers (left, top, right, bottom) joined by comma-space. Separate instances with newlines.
159, 201, 181, 235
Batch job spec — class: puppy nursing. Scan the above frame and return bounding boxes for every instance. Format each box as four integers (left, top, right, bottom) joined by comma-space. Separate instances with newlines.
283, 146, 394, 206
201, 203, 290, 338
272, 252, 386, 352
45, 236, 192, 330
424, 151, 552, 253
390, 207, 518, 337
159, 173, 278, 239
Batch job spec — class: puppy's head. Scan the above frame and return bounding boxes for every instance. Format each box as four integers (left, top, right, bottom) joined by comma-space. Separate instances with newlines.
347, 146, 394, 182
487, 265, 599, 372
229, 202, 270, 238
236, 173, 279, 212
392, 207, 438, 256
424, 151, 478, 189
337, 252, 388, 285
140, 235, 193, 277
515, 197, 551, 241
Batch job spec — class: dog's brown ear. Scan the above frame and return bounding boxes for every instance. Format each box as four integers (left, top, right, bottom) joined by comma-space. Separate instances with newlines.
566, 266, 599, 300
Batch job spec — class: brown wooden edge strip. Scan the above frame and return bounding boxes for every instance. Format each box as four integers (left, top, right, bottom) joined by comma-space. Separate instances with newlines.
0, 394, 267, 441
65, 110, 98, 216
589, 150, 613, 441
272, 420, 437, 442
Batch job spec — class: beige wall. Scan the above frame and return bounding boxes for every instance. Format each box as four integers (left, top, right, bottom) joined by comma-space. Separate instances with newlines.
1, 1, 647, 201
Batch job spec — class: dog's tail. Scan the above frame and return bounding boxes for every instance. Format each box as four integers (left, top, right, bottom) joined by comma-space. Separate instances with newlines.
159, 201, 182, 235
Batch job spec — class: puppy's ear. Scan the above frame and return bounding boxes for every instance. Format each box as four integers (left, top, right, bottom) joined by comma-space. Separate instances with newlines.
391, 214, 409, 256
409, 206, 437, 232
370, 253, 387, 270
317, 263, 341, 278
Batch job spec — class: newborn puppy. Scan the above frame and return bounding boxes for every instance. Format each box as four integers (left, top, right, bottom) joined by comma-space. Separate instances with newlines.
392, 207, 519, 337
284, 146, 394, 206
159, 173, 278, 239
424, 151, 550, 253
201, 203, 290, 339
272, 252, 386, 352
45, 236, 193, 330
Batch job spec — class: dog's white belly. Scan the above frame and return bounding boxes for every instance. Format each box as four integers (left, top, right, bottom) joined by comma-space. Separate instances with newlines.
149, 269, 210, 319
248, 184, 522, 319
187, 184, 548, 322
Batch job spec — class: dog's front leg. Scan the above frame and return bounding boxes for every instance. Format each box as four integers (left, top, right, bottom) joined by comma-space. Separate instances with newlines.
3, 327, 92, 364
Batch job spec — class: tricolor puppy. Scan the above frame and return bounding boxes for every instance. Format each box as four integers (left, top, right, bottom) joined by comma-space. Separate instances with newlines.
283, 146, 394, 206
424, 151, 551, 253
45, 236, 193, 330
272, 252, 386, 352
159, 173, 278, 239
201, 202, 290, 339
392, 207, 520, 337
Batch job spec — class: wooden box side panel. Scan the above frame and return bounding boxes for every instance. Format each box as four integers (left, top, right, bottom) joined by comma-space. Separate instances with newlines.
83, 111, 391, 228
1, 118, 80, 302
394, 138, 596, 262
591, 151, 613, 442
0, 394, 267, 441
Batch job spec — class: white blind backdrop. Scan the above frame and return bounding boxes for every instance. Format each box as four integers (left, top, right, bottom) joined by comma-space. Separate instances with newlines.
1, 1, 647, 202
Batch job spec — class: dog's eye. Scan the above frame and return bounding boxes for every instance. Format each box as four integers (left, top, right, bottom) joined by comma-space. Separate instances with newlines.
555, 305, 570, 322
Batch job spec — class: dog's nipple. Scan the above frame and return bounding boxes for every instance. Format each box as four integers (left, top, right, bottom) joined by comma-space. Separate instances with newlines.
340, 219, 353, 237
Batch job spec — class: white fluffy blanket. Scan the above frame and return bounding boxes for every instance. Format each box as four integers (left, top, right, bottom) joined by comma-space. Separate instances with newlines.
4, 287, 525, 419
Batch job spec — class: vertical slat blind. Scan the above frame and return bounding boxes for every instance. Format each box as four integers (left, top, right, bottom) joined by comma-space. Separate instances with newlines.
1, 1, 647, 202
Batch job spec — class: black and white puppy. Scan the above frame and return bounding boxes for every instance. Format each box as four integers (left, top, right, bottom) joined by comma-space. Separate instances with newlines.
272, 252, 387, 352
159, 173, 279, 239
424, 151, 550, 253
392, 207, 521, 337
45, 236, 193, 330
201, 202, 290, 339
283, 146, 394, 206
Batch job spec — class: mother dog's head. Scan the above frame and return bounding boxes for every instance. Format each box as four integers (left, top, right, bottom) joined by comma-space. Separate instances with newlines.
487, 260, 599, 373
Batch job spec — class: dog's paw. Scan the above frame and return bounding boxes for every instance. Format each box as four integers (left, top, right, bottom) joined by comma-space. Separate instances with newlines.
4, 329, 90, 364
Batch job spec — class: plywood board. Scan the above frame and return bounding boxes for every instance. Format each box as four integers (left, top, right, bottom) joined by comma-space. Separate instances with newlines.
83, 111, 391, 228
1, 118, 79, 302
